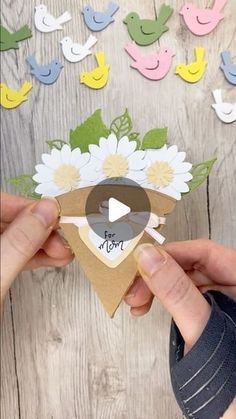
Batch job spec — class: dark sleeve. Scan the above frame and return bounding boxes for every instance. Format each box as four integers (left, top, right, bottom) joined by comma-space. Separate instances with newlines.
169, 291, 236, 419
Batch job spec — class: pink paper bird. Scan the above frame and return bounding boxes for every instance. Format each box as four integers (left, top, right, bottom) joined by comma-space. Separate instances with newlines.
180, 0, 227, 36
125, 42, 174, 81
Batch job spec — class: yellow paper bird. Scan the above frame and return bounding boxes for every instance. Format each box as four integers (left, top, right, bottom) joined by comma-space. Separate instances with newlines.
80, 52, 110, 89
0, 81, 33, 109
175, 47, 207, 83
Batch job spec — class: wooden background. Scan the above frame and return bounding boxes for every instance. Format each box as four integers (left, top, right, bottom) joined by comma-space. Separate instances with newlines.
1, 0, 236, 418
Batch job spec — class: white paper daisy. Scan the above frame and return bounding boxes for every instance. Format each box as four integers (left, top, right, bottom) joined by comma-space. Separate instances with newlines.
33, 144, 95, 196
141, 145, 193, 200
88, 133, 146, 183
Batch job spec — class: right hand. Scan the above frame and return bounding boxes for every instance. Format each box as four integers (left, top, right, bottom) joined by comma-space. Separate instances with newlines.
125, 240, 236, 351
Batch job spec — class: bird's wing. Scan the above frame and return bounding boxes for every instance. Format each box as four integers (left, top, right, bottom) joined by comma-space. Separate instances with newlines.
221, 103, 234, 114
42, 13, 58, 28
228, 64, 236, 76
92, 12, 106, 24
70, 43, 83, 55
139, 20, 157, 35
187, 62, 201, 75
143, 56, 160, 70
195, 10, 215, 25
5, 88, 20, 101
90, 67, 106, 81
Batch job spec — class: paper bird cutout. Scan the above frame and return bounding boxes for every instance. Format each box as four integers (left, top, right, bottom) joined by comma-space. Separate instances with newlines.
82, 2, 119, 32
175, 47, 207, 83
80, 52, 110, 89
220, 50, 236, 86
34, 4, 71, 33
60, 35, 97, 63
26, 55, 63, 85
0, 24, 32, 51
125, 42, 174, 81
179, 0, 227, 36
124, 4, 173, 46
212, 89, 236, 124
0, 81, 32, 109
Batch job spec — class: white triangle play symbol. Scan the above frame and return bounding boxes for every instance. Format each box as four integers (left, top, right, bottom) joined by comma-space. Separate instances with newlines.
108, 198, 131, 223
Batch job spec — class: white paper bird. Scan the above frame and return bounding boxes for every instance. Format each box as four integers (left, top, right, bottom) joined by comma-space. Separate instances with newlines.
34, 4, 72, 33
60, 35, 98, 63
212, 89, 236, 124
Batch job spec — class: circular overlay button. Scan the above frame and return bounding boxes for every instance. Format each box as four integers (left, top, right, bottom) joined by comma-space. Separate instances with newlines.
85, 178, 151, 242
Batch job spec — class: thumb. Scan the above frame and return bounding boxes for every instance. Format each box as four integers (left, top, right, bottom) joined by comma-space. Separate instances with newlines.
1, 198, 59, 301
134, 244, 211, 349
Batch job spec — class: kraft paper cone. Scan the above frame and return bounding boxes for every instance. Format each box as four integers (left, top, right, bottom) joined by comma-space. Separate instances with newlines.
57, 186, 176, 317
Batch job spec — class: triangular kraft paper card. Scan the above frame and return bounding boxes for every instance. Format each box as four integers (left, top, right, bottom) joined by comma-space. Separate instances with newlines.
57, 186, 176, 317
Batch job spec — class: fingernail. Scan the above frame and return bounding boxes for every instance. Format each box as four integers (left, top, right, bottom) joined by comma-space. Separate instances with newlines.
125, 282, 139, 299
31, 199, 60, 228
134, 244, 166, 277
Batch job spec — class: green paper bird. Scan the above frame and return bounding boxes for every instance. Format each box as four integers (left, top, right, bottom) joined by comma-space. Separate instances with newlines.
0, 24, 32, 51
124, 4, 173, 46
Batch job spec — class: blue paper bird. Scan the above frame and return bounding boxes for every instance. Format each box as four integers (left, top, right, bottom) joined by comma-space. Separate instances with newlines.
82, 2, 119, 32
26, 55, 63, 85
220, 50, 236, 86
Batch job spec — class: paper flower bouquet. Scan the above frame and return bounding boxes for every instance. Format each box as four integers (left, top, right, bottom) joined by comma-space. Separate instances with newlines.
9, 110, 216, 316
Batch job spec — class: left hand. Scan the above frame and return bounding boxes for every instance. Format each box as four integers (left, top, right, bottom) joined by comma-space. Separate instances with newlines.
1, 193, 74, 304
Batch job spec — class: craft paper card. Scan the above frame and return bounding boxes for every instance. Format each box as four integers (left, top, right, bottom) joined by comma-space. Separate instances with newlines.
175, 47, 207, 83
34, 4, 71, 33
124, 4, 173, 46
179, 0, 227, 36
0, 81, 32, 109
125, 42, 174, 81
212, 90, 236, 124
10, 110, 217, 316
82, 2, 119, 32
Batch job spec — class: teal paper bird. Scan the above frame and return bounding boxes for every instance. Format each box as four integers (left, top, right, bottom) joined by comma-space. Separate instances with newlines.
0, 24, 32, 51
124, 4, 174, 46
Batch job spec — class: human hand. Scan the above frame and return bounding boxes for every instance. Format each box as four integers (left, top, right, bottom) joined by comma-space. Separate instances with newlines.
125, 240, 236, 352
1, 193, 74, 304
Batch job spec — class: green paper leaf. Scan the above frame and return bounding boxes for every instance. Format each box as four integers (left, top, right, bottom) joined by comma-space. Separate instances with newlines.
110, 109, 133, 140
128, 132, 141, 148
142, 128, 168, 150
187, 158, 217, 194
7, 175, 40, 199
46, 140, 67, 150
69, 109, 110, 152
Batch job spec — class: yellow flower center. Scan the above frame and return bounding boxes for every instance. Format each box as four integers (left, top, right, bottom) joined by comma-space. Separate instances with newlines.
102, 154, 129, 178
53, 164, 80, 191
146, 161, 174, 188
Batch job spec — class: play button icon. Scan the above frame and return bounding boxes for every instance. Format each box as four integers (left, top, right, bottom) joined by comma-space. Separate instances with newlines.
108, 198, 131, 222
85, 177, 151, 242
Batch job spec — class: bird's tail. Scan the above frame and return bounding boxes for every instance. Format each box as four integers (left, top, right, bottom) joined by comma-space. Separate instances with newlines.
95, 52, 106, 67
84, 35, 98, 51
221, 50, 231, 65
157, 4, 173, 25
12, 25, 32, 42
106, 2, 119, 17
212, 0, 227, 13
20, 81, 33, 97
212, 89, 223, 104
26, 54, 38, 69
125, 42, 140, 62
57, 11, 72, 26
195, 47, 205, 63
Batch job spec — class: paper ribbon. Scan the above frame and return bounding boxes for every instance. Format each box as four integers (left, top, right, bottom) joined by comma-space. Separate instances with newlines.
60, 203, 166, 245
